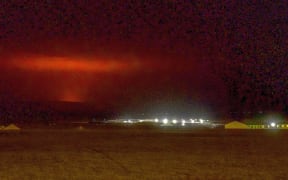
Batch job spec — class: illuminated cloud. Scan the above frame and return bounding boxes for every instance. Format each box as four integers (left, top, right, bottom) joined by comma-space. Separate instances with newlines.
10, 56, 140, 73
60, 90, 84, 102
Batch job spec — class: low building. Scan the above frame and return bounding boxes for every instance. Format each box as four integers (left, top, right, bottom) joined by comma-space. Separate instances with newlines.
225, 121, 250, 129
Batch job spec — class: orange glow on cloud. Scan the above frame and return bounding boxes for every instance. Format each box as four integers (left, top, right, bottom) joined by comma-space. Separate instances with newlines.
11, 56, 139, 72
60, 90, 83, 102
8, 55, 192, 74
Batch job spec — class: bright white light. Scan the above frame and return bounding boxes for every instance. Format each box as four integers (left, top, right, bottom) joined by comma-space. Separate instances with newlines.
154, 118, 159, 123
270, 122, 276, 127
172, 120, 177, 124
181, 120, 186, 126
139, 120, 143, 123
199, 119, 204, 124
128, 120, 132, 123
190, 119, 195, 123
163, 118, 168, 124
123, 121, 128, 123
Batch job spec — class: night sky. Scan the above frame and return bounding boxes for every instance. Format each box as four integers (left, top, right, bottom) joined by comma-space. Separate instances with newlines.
0, 1, 287, 118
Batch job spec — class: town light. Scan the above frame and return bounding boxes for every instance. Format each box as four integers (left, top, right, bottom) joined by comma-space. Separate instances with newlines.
163, 118, 168, 124
181, 119, 186, 126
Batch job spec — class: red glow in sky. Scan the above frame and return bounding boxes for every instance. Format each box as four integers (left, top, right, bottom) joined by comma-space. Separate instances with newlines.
2, 53, 223, 106
60, 90, 83, 102
11, 56, 139, 73
1, 0, 285, 116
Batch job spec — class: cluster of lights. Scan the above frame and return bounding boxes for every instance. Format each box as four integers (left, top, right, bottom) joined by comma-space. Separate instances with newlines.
123, 120, 133, 123
153, 118, 210, 126
121, 118, 211, 127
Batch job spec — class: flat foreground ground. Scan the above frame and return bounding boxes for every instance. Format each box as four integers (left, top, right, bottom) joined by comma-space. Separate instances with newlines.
0, 126, 287, 179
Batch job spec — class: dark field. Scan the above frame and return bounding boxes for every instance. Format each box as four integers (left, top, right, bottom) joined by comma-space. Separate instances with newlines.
0, 126, 287, 179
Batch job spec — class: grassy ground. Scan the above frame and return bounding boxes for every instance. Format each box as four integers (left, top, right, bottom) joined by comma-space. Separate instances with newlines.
0, 126, 287, 179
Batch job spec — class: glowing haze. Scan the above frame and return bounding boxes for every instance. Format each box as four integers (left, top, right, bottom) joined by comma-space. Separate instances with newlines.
1, 52, 225, 114
1, 1, 287, 117
11, 56, 139, 72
